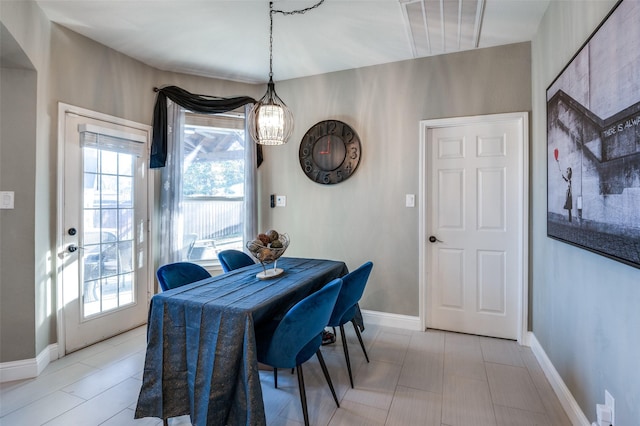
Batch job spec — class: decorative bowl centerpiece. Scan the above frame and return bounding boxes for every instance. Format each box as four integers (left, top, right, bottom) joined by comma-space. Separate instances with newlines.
246, 230, 289, 279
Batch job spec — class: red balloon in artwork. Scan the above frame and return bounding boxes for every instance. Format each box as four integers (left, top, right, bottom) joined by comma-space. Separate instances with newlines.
554, 148, 559, 161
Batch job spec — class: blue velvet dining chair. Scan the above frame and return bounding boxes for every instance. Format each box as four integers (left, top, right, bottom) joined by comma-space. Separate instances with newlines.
217, 249, 255, 272
327, 261, 373, 388
156, 262, 211, 291
255, 278, 343, 426
155, 262, 212, 426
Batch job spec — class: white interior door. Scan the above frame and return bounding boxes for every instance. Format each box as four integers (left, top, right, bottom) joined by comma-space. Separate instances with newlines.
59, 106, 150, 353
421, 113, 527, 341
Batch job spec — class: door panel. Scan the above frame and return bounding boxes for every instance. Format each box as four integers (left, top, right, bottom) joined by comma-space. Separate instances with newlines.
60, 109, 150, 353
425, 116, 525, 340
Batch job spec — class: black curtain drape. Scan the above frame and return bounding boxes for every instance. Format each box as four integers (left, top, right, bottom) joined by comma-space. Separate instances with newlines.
150, 85, 258, 168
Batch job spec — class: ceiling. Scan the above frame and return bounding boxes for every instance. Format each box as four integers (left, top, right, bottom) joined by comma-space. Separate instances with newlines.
33, 0, 550, 84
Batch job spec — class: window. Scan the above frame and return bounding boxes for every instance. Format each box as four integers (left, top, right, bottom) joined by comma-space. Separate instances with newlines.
181, 110, 246, 262
79, 127, 146, 317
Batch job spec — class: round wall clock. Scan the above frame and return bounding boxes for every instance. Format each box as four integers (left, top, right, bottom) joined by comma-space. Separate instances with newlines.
298, 120, 362, 185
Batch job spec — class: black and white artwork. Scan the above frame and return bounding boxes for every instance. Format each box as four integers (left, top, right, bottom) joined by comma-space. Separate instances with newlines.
547, 0, 640, 268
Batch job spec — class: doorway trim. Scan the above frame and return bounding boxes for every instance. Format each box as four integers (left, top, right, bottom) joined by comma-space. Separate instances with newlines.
418, 112, 529, 344
55, 103, 154, 358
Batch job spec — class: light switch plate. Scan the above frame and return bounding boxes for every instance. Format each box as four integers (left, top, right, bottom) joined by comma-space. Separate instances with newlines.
276, 195, 286, 207
0, 191, 15, 209
405, 194, 415, 207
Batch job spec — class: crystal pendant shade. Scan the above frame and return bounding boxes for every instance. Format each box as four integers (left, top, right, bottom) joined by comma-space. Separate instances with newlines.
248, 78, 294, 145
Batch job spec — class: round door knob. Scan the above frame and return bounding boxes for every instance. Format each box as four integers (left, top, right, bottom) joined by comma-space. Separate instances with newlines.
429, 236, 437, 243
68, 244, 78, 253
68, 227, 77, 236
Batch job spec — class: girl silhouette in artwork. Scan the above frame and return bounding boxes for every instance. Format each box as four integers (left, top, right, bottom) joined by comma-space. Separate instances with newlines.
562, 167, 573, 222
554, 148, 573, 222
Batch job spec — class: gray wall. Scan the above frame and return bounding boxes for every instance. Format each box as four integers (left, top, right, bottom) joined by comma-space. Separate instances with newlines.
259, 44, 531, 315
0, 52, 38, 361
1, 1, 52, 360
531, 1, 640, 423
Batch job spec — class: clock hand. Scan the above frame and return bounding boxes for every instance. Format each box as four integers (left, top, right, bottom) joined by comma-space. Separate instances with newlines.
319, 136, 331, 154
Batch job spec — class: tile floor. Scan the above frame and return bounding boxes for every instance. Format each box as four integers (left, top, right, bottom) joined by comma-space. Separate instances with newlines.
0, 324, 572, 425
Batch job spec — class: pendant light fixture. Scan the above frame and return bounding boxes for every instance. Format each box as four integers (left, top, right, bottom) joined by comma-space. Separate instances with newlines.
248, 1, 325, 145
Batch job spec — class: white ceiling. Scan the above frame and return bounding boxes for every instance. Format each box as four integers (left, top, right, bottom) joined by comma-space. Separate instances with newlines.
34, 0, 550, 84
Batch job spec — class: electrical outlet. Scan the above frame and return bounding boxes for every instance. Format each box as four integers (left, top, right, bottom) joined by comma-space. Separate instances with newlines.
605, 390, 614, 426
0, 191, 15, 209
276, 195, 286, 207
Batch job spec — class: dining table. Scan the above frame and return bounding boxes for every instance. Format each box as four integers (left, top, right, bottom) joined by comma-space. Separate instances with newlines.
134, 257, 349, 426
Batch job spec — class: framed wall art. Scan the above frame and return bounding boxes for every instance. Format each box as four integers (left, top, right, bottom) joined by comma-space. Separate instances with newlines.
546, 0, 640, 268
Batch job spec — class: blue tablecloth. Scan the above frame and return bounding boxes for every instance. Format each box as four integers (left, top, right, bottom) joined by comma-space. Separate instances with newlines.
135, 257, 348, 426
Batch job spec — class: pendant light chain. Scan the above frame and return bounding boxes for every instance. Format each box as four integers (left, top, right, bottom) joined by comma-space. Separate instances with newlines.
271, 0, 325, 16
269, 2, 274, 79
269, 0, 325, 79
250, 0, 325, 145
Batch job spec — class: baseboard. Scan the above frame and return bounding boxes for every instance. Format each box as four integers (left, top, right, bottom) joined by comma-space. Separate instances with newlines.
528, 332, 590, 426
0, 343, 58, 383
361, 309, 421, 331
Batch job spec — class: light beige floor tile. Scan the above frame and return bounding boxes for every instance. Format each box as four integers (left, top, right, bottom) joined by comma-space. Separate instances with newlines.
386, 385, 441, 426
0, 379, 33, 393
494, 404, 551, 425
398, 348, 443, 393
266, 414, 304, 426
62, 352, 145, 400
480, 338, 525, 367
409, 330, 446, 353
485, 363, 545, 413
0, 363, 98, 416
0, 325, 575, 426
38, 340, 115, 377
368, 331, 410, 365
342, 360, 402, 410
261, 369, 298, 423
444, 333, 486, 382
166, 415, 192, 425
322, 350, 364, 397
42, 378, 142, 426
81, 336, 147, 369
107, 326, 147, 346
328, 399, 387, 426
276, 386, 339, 426
518, 352, 572, 426
379, 326, 415, 336
442, 375, 496, 426
0, 390, 85, 426
100, 407, 162, 425
272, 361, 342, 426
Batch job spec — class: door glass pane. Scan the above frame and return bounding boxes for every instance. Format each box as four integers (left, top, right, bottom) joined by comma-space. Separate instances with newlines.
82, 147, 136, 318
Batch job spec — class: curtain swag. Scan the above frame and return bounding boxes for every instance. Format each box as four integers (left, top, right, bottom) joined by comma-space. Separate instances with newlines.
150, 85, 259, 168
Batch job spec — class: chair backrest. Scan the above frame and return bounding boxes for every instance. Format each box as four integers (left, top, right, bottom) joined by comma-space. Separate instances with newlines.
260, 278, 343, 368
328, 261, 373, 327
217, 249, 255, 272
156, 262, 212, 291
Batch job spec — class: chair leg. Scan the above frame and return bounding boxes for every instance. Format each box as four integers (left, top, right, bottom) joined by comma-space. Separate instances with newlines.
352, 318, 370, 363
316, 349, 340, 407
274, 368, 278, 388
339, 324, 354, 388
296, 364, 310, 426
163, 419, 169, 426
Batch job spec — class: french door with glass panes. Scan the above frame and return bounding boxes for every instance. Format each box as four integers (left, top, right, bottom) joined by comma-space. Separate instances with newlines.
59, 106, 150, 353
